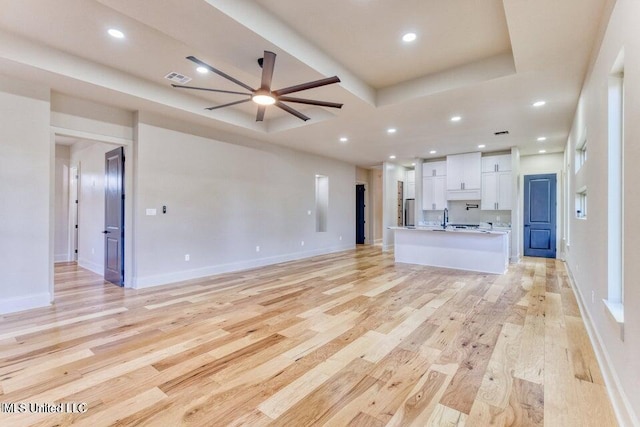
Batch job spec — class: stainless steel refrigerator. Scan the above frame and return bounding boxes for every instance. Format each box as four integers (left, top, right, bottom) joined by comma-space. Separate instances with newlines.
405, 199, 415, 226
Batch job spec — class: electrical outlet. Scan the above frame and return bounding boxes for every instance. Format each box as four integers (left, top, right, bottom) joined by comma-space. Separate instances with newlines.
301, 241, 305, 246
591, 290, 595, 304
256, 245, 260, 252
91, 248, 95, 255
184, 254, 190, 261
339, 236, 342, 241
307, 210, 312, 216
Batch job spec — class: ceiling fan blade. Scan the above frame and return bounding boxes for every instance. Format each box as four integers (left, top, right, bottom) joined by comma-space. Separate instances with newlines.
205, 98, 252, 110
187, 56, 255, 92
256, 105, 266, 122
260, 51, 276, 91
275, 101, 310, 121
171, 84, 252, 96
273, 76, 341, 96
277, 96, 343, 109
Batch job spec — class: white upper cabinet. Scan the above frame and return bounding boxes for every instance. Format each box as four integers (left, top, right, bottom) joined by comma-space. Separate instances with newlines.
422, 176, 447, 210
405, 170, 416, 199
481, 154, 511, 173
481, 171, 512, 210
422, 161, 446, 177
481, 154, 512, 210
446, 152, 481, 199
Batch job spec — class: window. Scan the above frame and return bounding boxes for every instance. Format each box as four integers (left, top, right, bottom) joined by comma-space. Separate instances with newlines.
575, 188, 587, 219
606, 49, 624, 328
315, 175, 328, 232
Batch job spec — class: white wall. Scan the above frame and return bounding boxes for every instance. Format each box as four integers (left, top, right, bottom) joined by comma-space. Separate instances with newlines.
564, 1, 640, 424
132, 119, 355, 287
54, 144, 71, 262
0, 76, 51, 314
51, 92, 134, 142
519, 152, 565, 259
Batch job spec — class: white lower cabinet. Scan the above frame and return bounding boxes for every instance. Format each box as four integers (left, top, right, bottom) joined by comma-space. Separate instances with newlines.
481, 171, 512, 210
422, 176, 447, 210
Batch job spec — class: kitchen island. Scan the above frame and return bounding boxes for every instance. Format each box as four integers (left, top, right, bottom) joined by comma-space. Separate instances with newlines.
390, 226, 510, 274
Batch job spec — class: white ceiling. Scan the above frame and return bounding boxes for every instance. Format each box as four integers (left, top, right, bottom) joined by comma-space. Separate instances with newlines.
0, 0, 612, 167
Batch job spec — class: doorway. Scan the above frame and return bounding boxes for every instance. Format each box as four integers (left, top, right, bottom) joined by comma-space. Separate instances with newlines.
523, 173, 557, 258
356, 184, 365, 244
53, 135, 130, 295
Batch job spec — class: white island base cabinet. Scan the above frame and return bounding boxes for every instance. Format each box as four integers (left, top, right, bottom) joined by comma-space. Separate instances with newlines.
392, 228, 509, 274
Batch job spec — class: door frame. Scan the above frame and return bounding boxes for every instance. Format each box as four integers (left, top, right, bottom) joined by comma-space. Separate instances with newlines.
518, 167, 564, 261
50, 129, 134, 302
68, 164, 79, 262
355, 181, 370, 244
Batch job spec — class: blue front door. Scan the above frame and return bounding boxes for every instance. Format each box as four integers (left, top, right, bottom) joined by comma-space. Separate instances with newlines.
524, 174, 556, 258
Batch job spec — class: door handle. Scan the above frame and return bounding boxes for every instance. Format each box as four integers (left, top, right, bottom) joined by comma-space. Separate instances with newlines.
524, 225, 530, 227
102, 230, 110, 234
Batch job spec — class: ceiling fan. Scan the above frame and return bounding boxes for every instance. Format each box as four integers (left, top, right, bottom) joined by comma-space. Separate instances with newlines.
172, 51, 343, 122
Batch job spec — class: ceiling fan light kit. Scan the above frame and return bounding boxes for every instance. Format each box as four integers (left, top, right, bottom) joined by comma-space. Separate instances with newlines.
172, 51, 343, 122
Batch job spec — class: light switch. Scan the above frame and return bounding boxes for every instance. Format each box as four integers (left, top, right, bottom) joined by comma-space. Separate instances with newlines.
146, 208, 157, 216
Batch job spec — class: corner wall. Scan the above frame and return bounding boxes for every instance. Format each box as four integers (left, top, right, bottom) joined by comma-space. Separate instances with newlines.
0, 76, 51, 314
564, 1, 640, 424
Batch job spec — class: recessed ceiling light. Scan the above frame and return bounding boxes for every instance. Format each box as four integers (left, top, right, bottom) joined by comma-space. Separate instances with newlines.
339, 137, 348, 143
533, 100, 546, 107
107, 28, 125, 39
402, 32, 417, 43
196, 66, 208, 74
450, 116, 461, 122
389, 155, 396, 159
411, 162, 416, 166
478, 144, 486, 148
539, 149, 547, 153
537, 137, 547, 142
429, 150, 437, 154
387, 128, 397, 134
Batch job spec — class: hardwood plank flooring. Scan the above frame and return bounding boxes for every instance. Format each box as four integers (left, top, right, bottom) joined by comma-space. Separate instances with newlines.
0, 248, 617, 426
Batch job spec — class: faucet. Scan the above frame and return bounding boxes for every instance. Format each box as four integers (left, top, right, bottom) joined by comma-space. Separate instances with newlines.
442, 208, 448, 229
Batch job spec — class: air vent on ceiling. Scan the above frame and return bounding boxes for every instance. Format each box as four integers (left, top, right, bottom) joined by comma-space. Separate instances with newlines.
164, 72, 192, 84
494, 130, 509, 135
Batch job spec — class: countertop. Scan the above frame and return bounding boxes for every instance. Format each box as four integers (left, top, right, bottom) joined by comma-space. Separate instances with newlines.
388, 226, 511, 235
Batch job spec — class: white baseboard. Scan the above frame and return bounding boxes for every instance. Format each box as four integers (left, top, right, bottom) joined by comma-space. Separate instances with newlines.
565, 263, 639, 427
134, 244, 355, 289
78, 258, 102, 275
54, 253, 71, 263
0, 293, 51, 315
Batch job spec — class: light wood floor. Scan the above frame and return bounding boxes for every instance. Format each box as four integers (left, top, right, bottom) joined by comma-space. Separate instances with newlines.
0, 247, 617, 426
